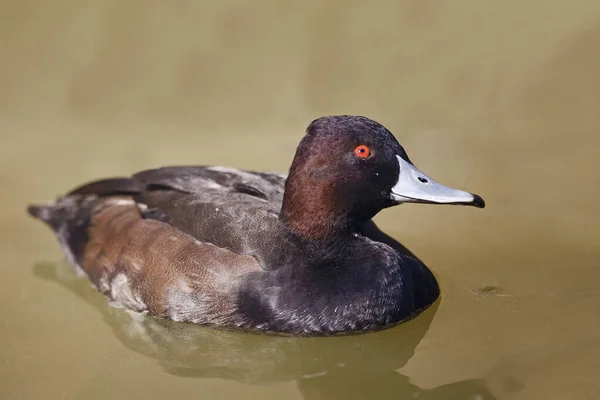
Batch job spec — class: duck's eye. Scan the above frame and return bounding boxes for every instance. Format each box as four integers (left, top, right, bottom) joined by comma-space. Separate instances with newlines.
354, 145, 371, 159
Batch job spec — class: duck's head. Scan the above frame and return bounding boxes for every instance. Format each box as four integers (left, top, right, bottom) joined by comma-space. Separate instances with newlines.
280, 115, 484, 238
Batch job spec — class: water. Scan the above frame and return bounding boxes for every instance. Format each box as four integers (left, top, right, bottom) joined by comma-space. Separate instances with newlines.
1, 1, 599, 399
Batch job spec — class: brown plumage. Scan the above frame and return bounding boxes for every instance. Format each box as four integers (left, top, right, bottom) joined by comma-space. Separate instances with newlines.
80, 196, 261, 324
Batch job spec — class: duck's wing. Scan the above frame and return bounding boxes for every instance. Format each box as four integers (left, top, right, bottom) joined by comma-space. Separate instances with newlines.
27, 165, 289, 325
67, 165, 288, 255
28, 193, 262, 326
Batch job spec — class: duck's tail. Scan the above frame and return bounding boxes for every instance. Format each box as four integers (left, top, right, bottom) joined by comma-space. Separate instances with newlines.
27, 177, 137, 231
27, 195, 96, 233
27, 195, 102, 275
27, 203, 61, 231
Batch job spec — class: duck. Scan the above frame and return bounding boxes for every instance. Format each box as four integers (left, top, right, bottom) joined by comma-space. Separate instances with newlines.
27, 115, 484, 335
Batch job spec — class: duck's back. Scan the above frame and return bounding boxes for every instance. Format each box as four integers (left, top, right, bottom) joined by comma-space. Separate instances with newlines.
27, 166, 289, 325
130, 166, 288, 254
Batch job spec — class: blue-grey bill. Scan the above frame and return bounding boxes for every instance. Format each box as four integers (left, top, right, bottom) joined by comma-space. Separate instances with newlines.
390, 156, 485, 208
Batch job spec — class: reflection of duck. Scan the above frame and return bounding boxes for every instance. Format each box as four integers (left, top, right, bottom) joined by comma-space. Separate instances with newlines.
28, 116, 484, 335
35, 262, 496, 400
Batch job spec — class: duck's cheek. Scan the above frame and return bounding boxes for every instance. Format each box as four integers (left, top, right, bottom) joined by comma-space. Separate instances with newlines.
389, 156, 485, 208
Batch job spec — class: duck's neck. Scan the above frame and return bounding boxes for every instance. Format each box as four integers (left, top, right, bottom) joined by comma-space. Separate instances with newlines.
279, 188, 348, 240
279, 175, 379, 241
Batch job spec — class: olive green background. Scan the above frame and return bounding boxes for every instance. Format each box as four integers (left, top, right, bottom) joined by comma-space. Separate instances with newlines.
1, 1, 598, 399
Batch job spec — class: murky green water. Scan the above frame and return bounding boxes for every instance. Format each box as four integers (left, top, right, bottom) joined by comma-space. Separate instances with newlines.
1, 1, 599, 399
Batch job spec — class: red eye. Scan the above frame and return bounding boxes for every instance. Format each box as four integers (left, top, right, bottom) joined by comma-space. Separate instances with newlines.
354, 145, 371, 159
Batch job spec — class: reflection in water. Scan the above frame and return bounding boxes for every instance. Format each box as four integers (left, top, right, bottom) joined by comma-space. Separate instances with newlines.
34, 262, 495, 400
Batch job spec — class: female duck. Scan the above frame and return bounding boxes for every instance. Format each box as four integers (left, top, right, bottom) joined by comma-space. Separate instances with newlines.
28, 116, 484, 335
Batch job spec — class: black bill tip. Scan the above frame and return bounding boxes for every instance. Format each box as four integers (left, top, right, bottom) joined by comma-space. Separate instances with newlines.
471, 194, 486, 208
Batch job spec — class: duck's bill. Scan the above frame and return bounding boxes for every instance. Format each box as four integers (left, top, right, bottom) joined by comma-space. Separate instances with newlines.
390, 156, 485, 208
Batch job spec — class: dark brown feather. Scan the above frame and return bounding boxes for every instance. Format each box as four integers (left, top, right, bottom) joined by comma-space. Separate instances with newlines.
80, 196, 261, 324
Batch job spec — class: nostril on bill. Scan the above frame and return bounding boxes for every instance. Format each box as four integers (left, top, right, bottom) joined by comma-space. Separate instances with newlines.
418, 177, 429, 183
